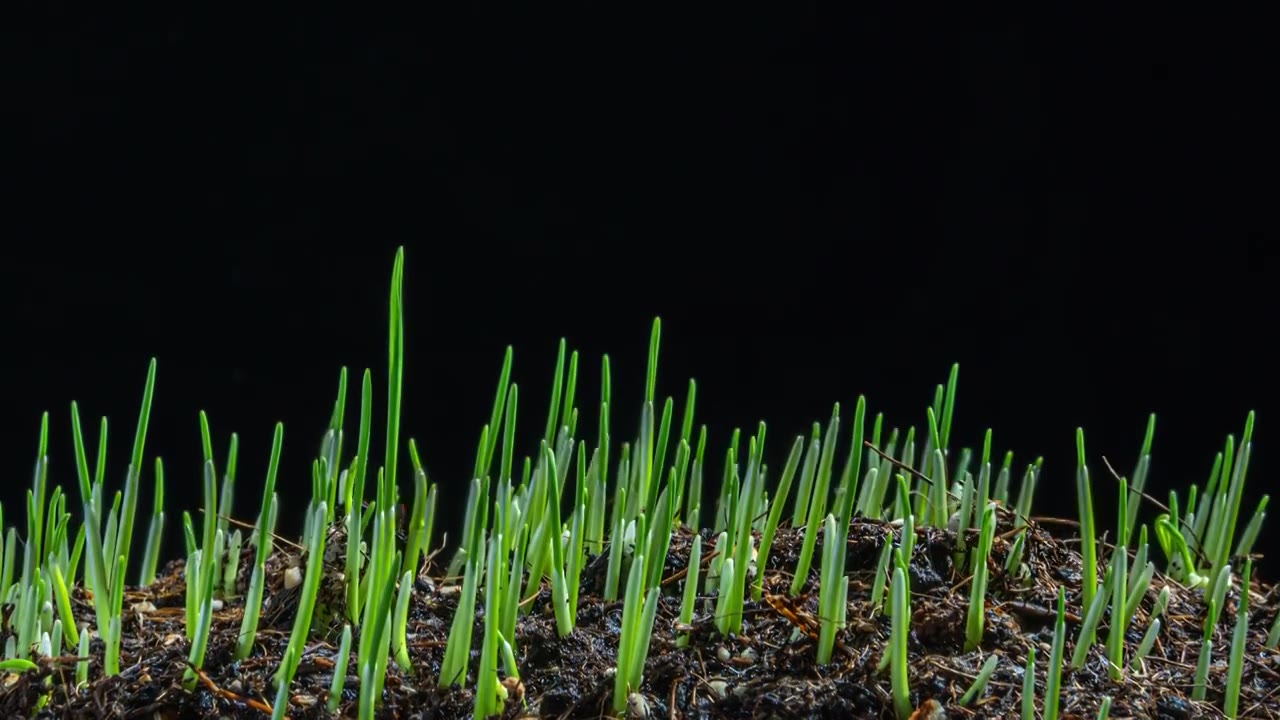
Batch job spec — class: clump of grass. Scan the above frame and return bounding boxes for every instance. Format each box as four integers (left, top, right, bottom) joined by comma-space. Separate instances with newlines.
0, 246, 1271, 720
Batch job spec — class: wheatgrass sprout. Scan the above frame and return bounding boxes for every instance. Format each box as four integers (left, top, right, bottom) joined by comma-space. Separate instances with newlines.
67, 356, 156, 677
1071, 563, 1114, 668
643, 483, 676, 598
960, 654, 999, 707
1131, 616, 1161, 671
888, 565, 911, 719
475, 526, 505, 720
185, 457, 218, 645
965, 502, 996, 651
390, 571, 414, 675
539, 442, 575, 636
1075, 428, 1099, 613
403, 438, 437, 580
1044, 587, 1068, 720
1155, 412, 1257, 587
215, 432, 238, 568
1224, 558, 1253, 718
791, 423, 821, 529
439, 522, 482, 688
1268, 601, 1280, 649
791, 406, 841, 597
747, 438, 798, 599
1194, 562, 1234, 701
1105, 536, 1128, 680
343, 369, 374, 624
816, 513, 847, 664
721, 428, 766, 637
1122, 414, 1157, 548
613, 546, 660, 715
234, 423, 282, 660
195, 413, 227, 610
500, 513, 528, 653
1014, 458, 1041, 528
359, 566, 400, 720
138, 457, 166, 586
343, 248, 410, 719
869, 529, 893, 614
185, 462, 228, 687
29, 414, 50, 598
1123, 532, 1155, 630
816, 398, 866, 663
1021, 646, 1037, 720
677, 536, 701, 649
222, 528, 242, 598
271, 502, 329, 718
328, 624, 353, 714
0, 659, 38, 674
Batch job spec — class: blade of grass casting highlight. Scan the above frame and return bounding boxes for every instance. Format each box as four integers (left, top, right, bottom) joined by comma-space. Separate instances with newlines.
138, 457, 166, 586
383, 247, 406, 531
1076, 428, 1099, 612
236, 421, 284, 660
791, 406, 840, 596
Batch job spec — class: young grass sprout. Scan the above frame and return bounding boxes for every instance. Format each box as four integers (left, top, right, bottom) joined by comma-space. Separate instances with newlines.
0, 247, 1270, 720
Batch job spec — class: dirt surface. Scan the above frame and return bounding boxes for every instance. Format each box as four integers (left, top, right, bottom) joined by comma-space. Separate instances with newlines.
2, 510, 1278, 719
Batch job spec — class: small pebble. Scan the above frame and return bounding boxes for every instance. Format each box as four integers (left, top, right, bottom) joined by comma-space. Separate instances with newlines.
1156, 695, 1194, 720
706, 680, 728, 699
716, 646, 731, 662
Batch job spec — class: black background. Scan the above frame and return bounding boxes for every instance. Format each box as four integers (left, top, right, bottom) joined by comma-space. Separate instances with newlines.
6, 10, 1275, 578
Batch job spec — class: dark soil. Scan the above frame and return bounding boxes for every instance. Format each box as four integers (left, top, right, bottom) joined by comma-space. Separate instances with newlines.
3, 508, 1278, 719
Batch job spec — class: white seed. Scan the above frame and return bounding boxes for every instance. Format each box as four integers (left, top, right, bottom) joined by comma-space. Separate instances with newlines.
716, 646, 731, 662
211, 599, 224, 611
627, 692, 650, 719
707, 680, 728, 699
284, 566, 303, 589
500, 676, 524, 704
947, 511, 961, 533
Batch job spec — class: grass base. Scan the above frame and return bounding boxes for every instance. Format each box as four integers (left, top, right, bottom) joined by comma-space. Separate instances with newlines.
2, 511, 1275, 719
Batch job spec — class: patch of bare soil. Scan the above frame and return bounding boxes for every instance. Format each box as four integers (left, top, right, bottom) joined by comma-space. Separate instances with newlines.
3, 511, 1278, 719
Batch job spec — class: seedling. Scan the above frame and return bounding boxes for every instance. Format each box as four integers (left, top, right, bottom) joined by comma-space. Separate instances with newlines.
0, 247, 1271, 720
